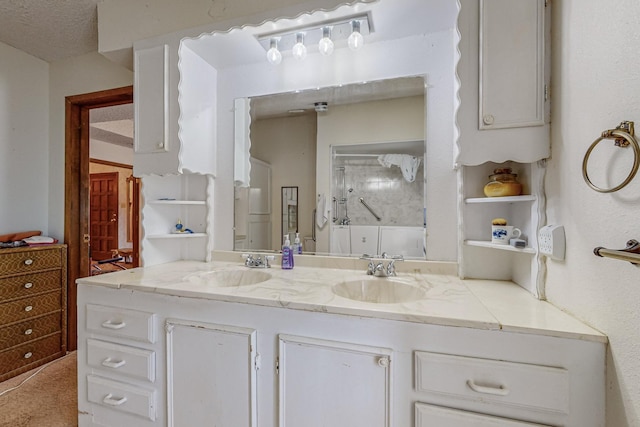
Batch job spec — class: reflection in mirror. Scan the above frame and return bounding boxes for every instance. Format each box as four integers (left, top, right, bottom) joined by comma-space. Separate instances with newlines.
281, 187, 298, 246
234, 76, 427, 259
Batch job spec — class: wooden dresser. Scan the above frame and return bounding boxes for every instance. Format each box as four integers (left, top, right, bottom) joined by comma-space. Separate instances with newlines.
0, 244, 67, 382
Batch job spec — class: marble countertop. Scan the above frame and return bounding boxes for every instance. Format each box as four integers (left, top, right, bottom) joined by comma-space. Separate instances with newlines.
77, 257, 606, 344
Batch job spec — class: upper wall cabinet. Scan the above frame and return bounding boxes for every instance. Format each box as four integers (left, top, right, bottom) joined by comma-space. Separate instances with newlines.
133, 39, 217, 177
456, 0, 550, 166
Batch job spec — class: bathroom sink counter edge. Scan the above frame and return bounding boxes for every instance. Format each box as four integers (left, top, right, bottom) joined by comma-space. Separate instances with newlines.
76, 256, 606, 344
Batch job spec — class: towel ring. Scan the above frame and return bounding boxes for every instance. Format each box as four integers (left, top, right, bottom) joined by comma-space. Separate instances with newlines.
582, 121, 640, 193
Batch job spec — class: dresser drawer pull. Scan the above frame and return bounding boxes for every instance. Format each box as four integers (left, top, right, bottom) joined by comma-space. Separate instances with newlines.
24, 352, 33, 359
103, 393, 128, 406
101, 320, 126, 330
24, 328, 33, 335
102, 358, 127, 369
24, 305, 33, 312
24, 282, 34, 289
466, 380, 509, 396
24, 259, 34, 266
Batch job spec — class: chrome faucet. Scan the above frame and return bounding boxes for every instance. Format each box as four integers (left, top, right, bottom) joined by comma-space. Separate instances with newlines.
362, 254, 403, 277
242, 253, 275, 268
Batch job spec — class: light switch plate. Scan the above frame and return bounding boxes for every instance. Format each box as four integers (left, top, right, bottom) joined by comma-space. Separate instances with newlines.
538, 225, 565, 260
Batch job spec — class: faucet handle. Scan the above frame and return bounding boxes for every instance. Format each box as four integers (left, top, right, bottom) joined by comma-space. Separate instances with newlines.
264, 255, 275, 268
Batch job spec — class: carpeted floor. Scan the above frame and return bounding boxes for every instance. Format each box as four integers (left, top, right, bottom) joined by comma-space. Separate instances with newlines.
0, 352, 77, 427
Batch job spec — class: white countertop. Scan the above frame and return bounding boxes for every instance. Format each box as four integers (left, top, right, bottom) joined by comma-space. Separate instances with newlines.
77, 258, 606, 344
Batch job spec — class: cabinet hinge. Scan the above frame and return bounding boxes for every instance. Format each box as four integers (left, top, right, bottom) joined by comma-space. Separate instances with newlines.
254, 353, 261, 370
275, 356, 279, 375
544, 84, 549, 101
545, 0, 549, 7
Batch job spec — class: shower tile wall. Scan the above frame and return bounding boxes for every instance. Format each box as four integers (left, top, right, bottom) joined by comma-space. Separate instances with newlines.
336, 159, 423, 227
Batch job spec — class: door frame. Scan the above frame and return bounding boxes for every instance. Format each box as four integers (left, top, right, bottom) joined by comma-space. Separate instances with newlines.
64, 86, 133, 350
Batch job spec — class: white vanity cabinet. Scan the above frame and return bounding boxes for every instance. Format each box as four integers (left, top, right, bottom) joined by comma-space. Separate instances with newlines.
456, 0, 550, 166
77, 282, 604, 427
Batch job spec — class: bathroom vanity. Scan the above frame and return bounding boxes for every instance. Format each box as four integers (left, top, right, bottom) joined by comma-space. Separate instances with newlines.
76, 258, 605, 427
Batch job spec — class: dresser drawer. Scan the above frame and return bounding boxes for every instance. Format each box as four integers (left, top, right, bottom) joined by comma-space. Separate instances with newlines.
0, 333, 62, 374
414, 351, 569, 415
87, 339, 156, 382
86, 304, 156, 343
0, 312, 62, 350
0, 290, 62, 325
0, 270, 61, 301
87, 375, 156, 421
0, 247, 62, 276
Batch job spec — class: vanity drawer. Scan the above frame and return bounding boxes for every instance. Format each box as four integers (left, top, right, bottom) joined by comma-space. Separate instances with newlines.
0, 312, 62, 350
87, 374, 156, 421
414, 351, 569, 415
415, 402, 553, 427
0, 333, 62, 374
0, 247, 62, 277
0, 270, 61, 301
87, 339, 156, 382
86, 304, 156, 343
0, 290, 62, 325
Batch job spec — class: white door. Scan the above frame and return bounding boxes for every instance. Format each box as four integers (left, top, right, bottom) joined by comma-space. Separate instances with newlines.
415, 403, 552, 427
166, 319, 257, 427
278, 334, 392, 427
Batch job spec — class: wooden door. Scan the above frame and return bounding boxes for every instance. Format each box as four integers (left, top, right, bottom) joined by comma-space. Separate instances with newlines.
90, 172, 119, 260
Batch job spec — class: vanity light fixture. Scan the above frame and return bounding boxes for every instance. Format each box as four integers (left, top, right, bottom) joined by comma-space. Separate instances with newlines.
292, 33, 307, 60
318, 27, 334, 56
266, 38, 282, 65
348, 20, 364, 50
255, 14, 371, 64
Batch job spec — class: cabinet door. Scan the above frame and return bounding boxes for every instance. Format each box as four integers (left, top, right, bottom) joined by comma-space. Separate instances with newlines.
134, 44, 169, 154
166, 319, 257, 427
479, 0, 544, 130
278, 334, 392, 427
415, 403, 552, 427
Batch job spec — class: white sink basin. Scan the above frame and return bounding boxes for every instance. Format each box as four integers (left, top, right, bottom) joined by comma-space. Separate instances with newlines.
332, 279, 427, 304
203, 270, 272, 287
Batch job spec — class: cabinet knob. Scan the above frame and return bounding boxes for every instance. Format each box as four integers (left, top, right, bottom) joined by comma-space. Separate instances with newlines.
24, 328, 33, 335
24, 259, 34, 266
24, 305, 33, 312
24, 282, 33, 289
157, 141, 164, 148
24, 352, 33, 359
377, 356, 390, 368
483, 114, 495, 125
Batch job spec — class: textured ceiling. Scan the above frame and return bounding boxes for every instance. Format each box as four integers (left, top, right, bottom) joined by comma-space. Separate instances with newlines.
0, 0, 99, 62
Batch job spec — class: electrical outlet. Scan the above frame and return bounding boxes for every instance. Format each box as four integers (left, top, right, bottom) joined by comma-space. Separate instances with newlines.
538, 225, 565, 260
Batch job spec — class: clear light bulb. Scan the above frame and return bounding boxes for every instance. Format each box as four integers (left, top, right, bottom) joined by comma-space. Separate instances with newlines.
266, 38, 282, 65
318, 27, 334, 56
348, 21, 364, 51
292, 33, 307, 60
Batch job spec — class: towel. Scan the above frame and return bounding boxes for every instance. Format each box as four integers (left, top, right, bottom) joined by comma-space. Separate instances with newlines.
377, 154, 422, 182
316, 194, 328, 228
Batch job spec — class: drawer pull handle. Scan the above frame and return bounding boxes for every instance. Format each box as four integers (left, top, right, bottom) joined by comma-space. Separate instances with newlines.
24, 282, 33, 289
24, 328, 33, 335
24, 305, 33, 312
101, 320, 126, 330
466, 380, 509, 396
102, 358, 126, 369
103, 394, 128, 406
24, 259, 33, 266
24, 352, 33, 359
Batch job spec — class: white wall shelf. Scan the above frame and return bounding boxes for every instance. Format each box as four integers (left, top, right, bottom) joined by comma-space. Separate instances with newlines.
465, 195, 536, 204
464, 240, 536, 254
146, 233, 208, 239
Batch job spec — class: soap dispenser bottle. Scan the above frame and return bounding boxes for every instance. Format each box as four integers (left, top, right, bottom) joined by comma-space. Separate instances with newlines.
294, 233, 302, 255
282, 234, 294, 269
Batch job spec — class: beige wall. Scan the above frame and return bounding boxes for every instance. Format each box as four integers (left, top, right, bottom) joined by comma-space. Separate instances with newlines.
250, 113, 317, 250
549, 1, 640, 425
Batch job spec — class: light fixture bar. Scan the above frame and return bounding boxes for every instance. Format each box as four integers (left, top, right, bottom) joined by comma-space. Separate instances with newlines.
256, 13, 371, 53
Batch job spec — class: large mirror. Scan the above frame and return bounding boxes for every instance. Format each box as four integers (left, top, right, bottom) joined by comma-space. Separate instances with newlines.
233, 76, 427, 259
